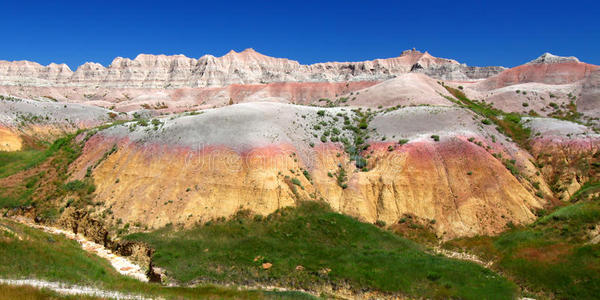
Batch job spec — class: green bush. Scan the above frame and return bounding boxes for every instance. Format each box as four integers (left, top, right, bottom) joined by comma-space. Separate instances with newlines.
291, 178, 302, 186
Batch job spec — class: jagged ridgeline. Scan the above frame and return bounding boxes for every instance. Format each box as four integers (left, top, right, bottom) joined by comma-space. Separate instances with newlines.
0, 50, 599, 299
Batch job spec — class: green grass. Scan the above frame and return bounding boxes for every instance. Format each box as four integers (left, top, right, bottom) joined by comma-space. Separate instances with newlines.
0, 218, 311, 299
125, 202, 517, 299
570, 181, 600, 201
0, 134, 82, 179
445, 195, 600, 299
0, 135, 83, 212
0, 150, 47, 179
0, 284, 103, 299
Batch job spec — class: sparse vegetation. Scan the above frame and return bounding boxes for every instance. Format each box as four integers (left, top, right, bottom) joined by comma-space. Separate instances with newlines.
335, 165, 347, 189
443, 86, 531, 149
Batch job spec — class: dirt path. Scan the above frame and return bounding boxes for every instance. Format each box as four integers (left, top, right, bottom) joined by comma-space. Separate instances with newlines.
0, 278, 151, 299
10, 217, 149, 282
432, 246, 494, 268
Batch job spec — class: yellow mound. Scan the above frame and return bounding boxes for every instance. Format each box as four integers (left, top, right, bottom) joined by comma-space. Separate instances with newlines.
0, 127, 22, 151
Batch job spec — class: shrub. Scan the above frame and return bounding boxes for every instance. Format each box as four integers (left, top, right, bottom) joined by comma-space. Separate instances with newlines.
355, 157, 367, 169
398, 139, 409, 145
291, 178, 302, 186
482, 119, 492, 125
64, 180, 95, 195
431, 135, 440, 142
336, 166, 347, 188
427, 272, 441, 281
64, 180, 86, 192
302, 170, 312, 181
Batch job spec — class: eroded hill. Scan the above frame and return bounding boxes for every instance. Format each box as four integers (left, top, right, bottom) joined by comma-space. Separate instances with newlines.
1, 50, 599, 299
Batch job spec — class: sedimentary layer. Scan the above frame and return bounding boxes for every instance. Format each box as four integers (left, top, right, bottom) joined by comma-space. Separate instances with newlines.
0, 49, 503, 89
69, 102, 547, 239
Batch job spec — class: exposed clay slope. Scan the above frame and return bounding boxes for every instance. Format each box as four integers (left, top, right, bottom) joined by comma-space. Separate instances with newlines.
0, 49, 503, 89
453, 53, 600, 118
0, 126, 21, 151
466, 81, 581, 116
0, 97, 115, 149
69, 102, 545, 239
525, 117, 600, 199
475, 53, 599, 90
579, 69, 600, 116
337, 73, 454, 107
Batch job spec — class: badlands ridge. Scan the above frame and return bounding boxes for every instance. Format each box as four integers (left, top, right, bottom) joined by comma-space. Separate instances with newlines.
1, 49, 599, 240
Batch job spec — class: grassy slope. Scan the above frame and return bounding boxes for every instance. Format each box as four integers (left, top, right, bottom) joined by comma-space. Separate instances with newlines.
444, 186, 600, 299
0, 135, 81, 210
0, 284, 102, 300
126, 202, 517, 300
0, 218, 310, 300
0, 149, 47, 179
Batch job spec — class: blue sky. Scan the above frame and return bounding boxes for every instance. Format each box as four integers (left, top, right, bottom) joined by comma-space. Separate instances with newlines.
1, 0, 598, 69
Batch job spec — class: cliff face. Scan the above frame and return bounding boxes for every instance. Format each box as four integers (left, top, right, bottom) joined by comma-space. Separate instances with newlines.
0, 49, 504, 88
68, 102, 546, 239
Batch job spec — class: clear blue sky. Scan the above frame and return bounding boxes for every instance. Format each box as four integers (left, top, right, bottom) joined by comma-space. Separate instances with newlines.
1, 0, 598, 69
